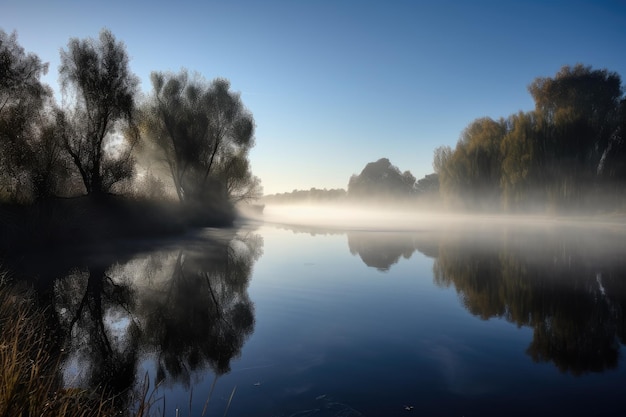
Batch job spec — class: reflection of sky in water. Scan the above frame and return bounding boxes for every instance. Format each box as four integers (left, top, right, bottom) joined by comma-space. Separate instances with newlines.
226, 225, 626, 416
56, 222, 626, 416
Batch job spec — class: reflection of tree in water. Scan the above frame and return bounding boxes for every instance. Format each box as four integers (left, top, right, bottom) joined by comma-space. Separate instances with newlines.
135, 231, 263, 385
54, 264, 139, 399
433, 227, 626, 375
10, 228, 262, 411
347, 231, 439, 271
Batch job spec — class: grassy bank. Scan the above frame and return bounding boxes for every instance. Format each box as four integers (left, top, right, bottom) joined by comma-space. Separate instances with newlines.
0, 274, 118, 416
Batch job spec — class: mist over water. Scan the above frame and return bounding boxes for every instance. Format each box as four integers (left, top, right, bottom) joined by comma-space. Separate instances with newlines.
254, 202, 626, 235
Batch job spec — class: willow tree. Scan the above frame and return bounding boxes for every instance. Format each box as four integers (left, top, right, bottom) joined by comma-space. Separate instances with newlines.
528, 64, 623, 204
436, 117, 506, 209
500, 111, 542, 210
58, 29, 139, 196
140, 70, 257, 205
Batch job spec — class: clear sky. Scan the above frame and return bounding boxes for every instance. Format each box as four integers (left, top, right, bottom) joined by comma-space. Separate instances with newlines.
4, 0, 626, 194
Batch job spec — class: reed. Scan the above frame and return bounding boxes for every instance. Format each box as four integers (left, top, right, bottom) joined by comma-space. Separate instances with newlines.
0, 279, 117, 417
0, 275, 225, 417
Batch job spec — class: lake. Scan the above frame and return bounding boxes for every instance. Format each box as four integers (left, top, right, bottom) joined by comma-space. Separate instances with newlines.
9, 210, 626, 416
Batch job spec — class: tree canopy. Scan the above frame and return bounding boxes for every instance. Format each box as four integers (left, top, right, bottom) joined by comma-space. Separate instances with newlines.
58, 29, 139, 196
139, 70, 259, 205
348, 158, 416, 199
435, 64, 626, 211
0, 29, 56, 201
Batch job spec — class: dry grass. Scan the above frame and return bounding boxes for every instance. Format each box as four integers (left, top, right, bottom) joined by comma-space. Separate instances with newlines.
0, 277, 118, 417
0, 273, 217, 417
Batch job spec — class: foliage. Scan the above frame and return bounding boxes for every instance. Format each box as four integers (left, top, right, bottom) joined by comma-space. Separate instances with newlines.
58, 29, 139, 196
139, 70, 257, 205
435, 64, 626, 212
529, 64, 623, 204
263, 187, 347, 204
1, 226, 262, 415
0, 279, 118, 417
437, 118, 506, 209
0, 26, 260, 230
0, 29, 70, 202
348, 158, 416, 199
414, 172, 439, 194
500, 111, 541, 209
432, 227, 626, 375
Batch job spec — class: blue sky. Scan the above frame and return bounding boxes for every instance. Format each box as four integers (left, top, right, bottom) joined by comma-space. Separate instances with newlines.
4, 0, 626, 194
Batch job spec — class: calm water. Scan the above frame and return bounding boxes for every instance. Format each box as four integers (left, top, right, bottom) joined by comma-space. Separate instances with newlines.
10, 214, 626, 416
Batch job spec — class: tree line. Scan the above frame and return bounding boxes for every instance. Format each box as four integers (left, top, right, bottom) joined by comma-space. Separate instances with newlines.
263, 158, 439, 205
0, 28, 261, 211
433, 64, 626, 212
266, 65, 626, 213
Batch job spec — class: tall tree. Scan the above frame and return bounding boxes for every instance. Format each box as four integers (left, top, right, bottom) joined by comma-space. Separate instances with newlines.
58, 29, 139, 196
500, 111, 541, 210
0, 29, 53, 201
437, 118, 506, 209
140, 70, 256, 204
348, 158, 416, 199
528, 64, 623, 205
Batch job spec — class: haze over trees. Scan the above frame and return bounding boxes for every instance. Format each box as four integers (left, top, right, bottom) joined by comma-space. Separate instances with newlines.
0, 29, 57, 201
263, 159, 438, 205
263, 187, 347, 204
3, 25, 626, 224
435, 64, 626, 212
58, 29, 139, 196
265, 65, 626, 213
0, 27, 262, 243
138, 70, 260, 206
348, 158, 417, 199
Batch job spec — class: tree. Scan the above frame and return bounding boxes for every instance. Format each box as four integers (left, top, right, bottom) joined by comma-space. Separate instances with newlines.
436, 118, 506, 209
528, 64, 623, 205
0, 29, 53, 201
432, 145, 452, 177
348, 158, 416, 199
433, 228, 626, 374
58, 29, 139, 196
215, 152, 263, 203
415, 173, 439, 195
500, 111, 541, 210
140, 70, 256, 205
0, 30, 49, 118
599, 98, 626, 182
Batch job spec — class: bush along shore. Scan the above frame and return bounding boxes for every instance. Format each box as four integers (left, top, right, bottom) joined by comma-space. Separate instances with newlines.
0, 194, 236, 252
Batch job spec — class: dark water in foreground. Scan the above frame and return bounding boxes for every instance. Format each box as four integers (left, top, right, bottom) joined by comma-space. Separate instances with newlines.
10, 216, 626, 416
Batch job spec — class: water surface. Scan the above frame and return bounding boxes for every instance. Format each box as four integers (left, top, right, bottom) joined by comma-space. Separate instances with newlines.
11, 216, 626, 416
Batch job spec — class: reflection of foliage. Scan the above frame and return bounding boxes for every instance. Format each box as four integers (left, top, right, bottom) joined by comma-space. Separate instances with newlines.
54, 264, 139, 400
136, 231, 263, 385
348, 232, 417, 271
347, 231, 440, 271
433, 227, 626, 375
7, 227, 262, 412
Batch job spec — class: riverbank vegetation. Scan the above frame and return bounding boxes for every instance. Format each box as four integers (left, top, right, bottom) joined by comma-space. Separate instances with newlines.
265, 65, 626, 214
0, 275, 116, 416
0, 28, 261, 250
0, 224, 261, 416
434, 64, 626, 212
